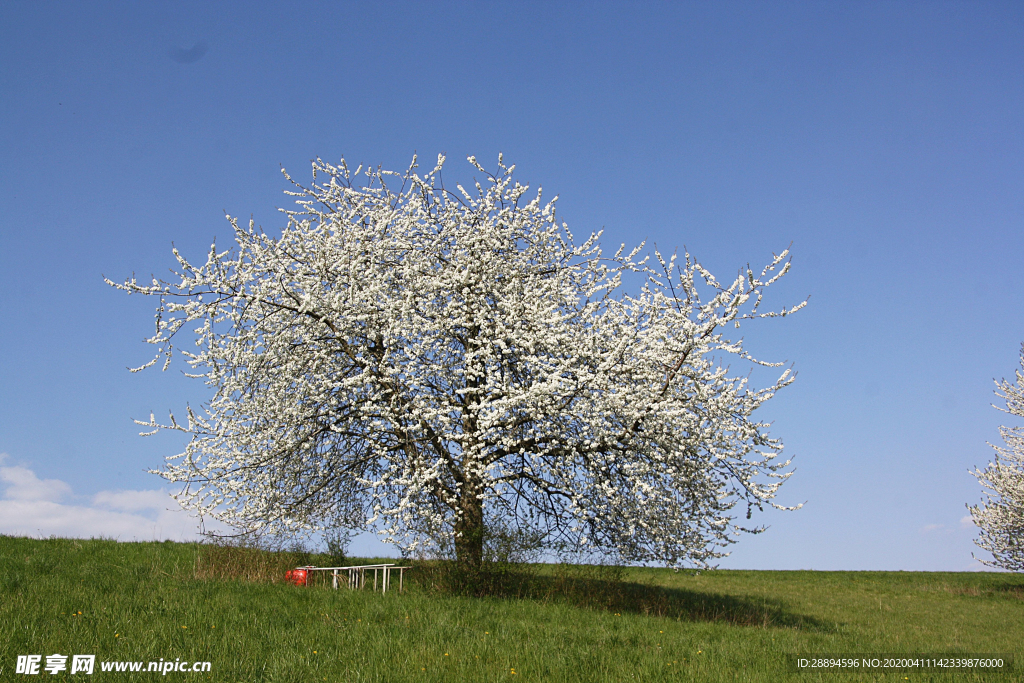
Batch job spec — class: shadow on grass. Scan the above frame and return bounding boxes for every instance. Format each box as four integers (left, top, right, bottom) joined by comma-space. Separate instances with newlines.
990, 583, 1024, 599
412, 562, 833, 631
191, 546, 831, 630
930, 581, 1024, 600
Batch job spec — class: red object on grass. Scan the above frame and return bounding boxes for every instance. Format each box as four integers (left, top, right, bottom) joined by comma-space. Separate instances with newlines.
285, 569, 307, 586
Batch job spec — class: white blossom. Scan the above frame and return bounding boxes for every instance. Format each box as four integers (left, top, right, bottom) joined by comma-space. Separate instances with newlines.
108, 154, 805, 568
969, 344, 1024, 571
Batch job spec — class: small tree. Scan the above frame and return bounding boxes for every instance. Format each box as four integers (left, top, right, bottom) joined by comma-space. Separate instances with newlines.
109, 154, 805, 569
969, 344, 1024, 571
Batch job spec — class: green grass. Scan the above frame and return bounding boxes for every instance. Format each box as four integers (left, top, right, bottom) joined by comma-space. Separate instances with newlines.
1, 536, 1021, 682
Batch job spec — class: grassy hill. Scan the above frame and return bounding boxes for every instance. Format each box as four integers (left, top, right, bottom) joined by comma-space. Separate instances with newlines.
1, 536, 1021, 681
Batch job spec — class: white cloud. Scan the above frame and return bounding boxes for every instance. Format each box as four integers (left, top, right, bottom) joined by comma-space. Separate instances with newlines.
960, 515, 975, 529
0, 461, 72, 502
0, 453, 215, 541
92, 488, 175, 513
961, 556, 994, 572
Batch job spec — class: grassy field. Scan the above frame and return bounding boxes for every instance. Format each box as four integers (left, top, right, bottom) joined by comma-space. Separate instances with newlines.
1, 536, 1021, 682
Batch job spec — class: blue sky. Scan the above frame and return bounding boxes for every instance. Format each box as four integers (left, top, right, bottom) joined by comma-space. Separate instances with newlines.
1, 1, 1021, 570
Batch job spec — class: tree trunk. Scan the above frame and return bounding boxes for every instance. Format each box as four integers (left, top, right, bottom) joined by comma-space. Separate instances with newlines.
454, 483, 484, 570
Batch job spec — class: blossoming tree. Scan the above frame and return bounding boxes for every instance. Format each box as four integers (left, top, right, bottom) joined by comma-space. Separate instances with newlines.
110, 154, 805, 569
969, 345, 1024, 571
